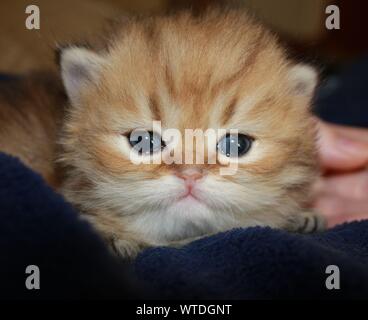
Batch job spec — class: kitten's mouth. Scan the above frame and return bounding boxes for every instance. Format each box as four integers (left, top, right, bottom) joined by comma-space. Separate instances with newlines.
178, 193, 199, 202
177, 187, 201, 203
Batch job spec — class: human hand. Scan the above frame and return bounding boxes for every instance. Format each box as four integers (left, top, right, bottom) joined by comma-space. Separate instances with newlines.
312, 119, 368, 227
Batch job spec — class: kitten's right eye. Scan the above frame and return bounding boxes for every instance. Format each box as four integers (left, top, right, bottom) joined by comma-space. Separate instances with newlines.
217, 133, 253, 158
128, 130, 166, 155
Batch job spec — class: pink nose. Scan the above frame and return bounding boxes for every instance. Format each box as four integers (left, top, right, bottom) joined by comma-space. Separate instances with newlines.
175, 169, 203, 182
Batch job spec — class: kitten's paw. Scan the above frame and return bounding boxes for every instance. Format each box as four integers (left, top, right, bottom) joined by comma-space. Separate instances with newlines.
168, 235, 204, 248
110, 237, 148, 259
294, 210, 326, 233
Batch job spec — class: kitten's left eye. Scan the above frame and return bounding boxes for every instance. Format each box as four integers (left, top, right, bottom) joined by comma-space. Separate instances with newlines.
128, 130, 166, 155
217, 133, 253, 158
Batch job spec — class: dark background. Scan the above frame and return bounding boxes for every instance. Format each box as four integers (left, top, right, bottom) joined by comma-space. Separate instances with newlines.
0, 0, 367, 73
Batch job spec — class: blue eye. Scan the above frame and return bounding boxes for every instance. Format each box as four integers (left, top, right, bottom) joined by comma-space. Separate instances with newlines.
217, 134, 252, 158
129, 130, 165, 155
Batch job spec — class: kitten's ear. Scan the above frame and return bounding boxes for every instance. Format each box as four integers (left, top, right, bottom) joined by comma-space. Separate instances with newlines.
288, 64, 318, 98
58, 46, 106, 104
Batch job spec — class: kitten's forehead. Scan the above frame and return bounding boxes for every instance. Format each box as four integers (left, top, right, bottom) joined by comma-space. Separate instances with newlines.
109, 15, 276, 72
90, 10, 300, 134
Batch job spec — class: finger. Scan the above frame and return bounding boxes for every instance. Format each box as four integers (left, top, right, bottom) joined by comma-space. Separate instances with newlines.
313, 170, 368, 200
328, 212, 368, 228
313, 195, 368, 227
327, 122, 368, 143
315, 119, 368, 171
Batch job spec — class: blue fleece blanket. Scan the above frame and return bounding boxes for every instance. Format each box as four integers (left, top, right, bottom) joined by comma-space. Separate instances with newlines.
0, 153, 142, 299
1, 152, 368, 299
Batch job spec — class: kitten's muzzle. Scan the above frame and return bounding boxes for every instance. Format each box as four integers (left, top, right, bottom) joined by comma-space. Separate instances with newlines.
174, 168, 203, 183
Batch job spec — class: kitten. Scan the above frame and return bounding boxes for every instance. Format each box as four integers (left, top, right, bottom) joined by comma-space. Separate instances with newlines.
0, 73, 66, 188
0, 8, 325, 258
55, 8, 325, 258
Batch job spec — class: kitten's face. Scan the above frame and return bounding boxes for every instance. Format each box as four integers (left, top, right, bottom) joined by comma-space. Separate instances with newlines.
60, 10, 318, 243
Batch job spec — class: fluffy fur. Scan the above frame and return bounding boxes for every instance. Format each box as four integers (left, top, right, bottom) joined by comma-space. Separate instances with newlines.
0, 8, 325, 258
57, 8, 325, 257
0, 73, 66, 188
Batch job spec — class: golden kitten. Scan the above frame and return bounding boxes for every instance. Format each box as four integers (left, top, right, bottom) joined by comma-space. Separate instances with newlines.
0, 8, 325, 258
57, 8, 325, 257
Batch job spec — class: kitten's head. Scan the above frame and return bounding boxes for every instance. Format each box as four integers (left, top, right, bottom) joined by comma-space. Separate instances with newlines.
59, 9, 318, 244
